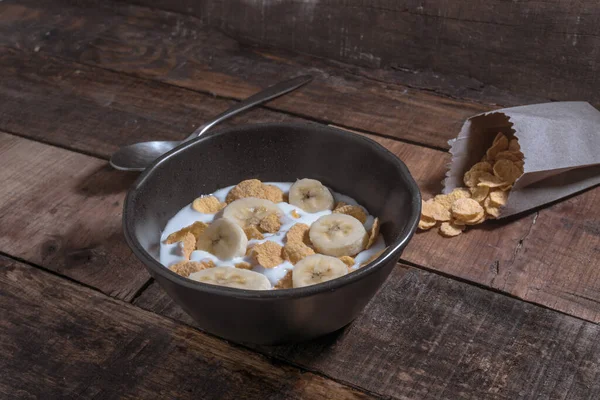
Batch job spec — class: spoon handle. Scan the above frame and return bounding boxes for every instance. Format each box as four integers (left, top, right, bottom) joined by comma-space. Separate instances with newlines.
183, 74, 313, 142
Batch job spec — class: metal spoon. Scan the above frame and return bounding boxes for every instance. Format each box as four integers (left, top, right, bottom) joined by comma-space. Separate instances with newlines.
110, 75, 313, 171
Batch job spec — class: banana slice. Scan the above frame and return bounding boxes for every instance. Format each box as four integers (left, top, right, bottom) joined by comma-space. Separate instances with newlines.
309, 214, 367, 257
195, 218, 248, 260
189, 267, 271, 290
222, 197, 281, 229
288, 178, 335, 213
292, 254, 348, 288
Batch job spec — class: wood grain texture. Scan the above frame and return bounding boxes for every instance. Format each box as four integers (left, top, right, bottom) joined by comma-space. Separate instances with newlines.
0, 0, 490, 150
125, 0, 600, 106
0, 47, 598, 321
0, 133, 147, 300
135, 264, 600, 399
0, 256, 375, 400
0, 46, 302, 158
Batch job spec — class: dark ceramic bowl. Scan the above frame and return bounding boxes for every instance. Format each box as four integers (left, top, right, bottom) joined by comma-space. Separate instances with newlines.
123, 122, 421, 345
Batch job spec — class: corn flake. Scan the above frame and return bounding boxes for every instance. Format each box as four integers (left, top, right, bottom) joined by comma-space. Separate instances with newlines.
169, 260, 214, 277
290, 209, 301, 219
486, 133, 509, 160
251, 241, 284, 269
235, 262, 252, 270
509, 138, 521, 151
225, 179, 265, 203
259, 213, 281, 233
244, 226, 264, 240
422, 199, 451, 222
192, 195, 226, 213
434, 188, 471, 211
360, 248, 387, 267
263, 184, 285, 203
339, 256, 355, 268
333, 201, 348, 211
439, 222, 465, 237
166, 221, 209, 244
418, 216, 437, 230
495, 150, 524, 163
282, 242, 315, 264
452, 198, 484, 220
286, 223, 311, 246
366, 218, 380, 249
477, 172, 507, 188
489, 190, 508, 207
333, 205, 368, 224
274, 270, 293, 289
493, 159, 523, 184
470, 186, 489, 203
484, 197, 501, 219
181, 232, 196, 260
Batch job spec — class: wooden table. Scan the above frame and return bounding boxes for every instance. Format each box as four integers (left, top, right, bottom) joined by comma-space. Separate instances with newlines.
1, 0, 599, 398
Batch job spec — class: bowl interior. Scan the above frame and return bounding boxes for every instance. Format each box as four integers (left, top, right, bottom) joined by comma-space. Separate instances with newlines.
126, 123, 420, 285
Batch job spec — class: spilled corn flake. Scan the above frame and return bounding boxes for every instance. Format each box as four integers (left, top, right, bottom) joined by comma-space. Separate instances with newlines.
333, 205, 368, 224
451, 198, 484, 220
244, 226, 264, 240
434, 188, 471, 211
422, 200, 451, 222
418, 216, 437, 230
489, 190, 508, 207
259, 213, 281, 233
235, 261, 252, 270
282, 242, 315, 264
262, 184, 285, 203
165, 221, 209, 244
192, 195, 226, 213
274, 270, 293, 289
366, 218, 380, 249
169, 260, 214, 277
493, 159, 523, 184
463, 211, 486, 225
339, 256, 355, 268
286, 223, 311, 246
251, 241, 284, 269
181, 232, 196, 260
508, 138, 521, 151
290, 209, 301, 219
225, 179, 265, 203
439, 222, 465, 237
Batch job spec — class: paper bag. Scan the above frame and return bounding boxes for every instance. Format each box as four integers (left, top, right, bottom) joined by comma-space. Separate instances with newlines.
444, 102, 600, 218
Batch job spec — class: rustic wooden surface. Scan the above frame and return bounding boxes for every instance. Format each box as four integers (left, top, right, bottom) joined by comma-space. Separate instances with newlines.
135, 266, 600, 399
122, 0, 600, 106
0, 256, 375, 399
0, 42, 598, 322
1, 0, 600, 398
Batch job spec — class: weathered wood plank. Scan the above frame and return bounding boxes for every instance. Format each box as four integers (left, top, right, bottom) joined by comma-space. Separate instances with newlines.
0, 46, 301, 158
125, 0, 600, 106
0, 255, 375, 400
0, 133, 147, 301
134, 263, 600, 399
0, 48, 598, 321
0, 0, 490, 150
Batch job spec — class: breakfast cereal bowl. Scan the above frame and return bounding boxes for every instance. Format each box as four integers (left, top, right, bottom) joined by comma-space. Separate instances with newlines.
123, 122, 420, 344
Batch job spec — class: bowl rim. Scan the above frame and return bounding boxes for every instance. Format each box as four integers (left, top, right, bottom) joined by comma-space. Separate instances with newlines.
123, 122, 421, 299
